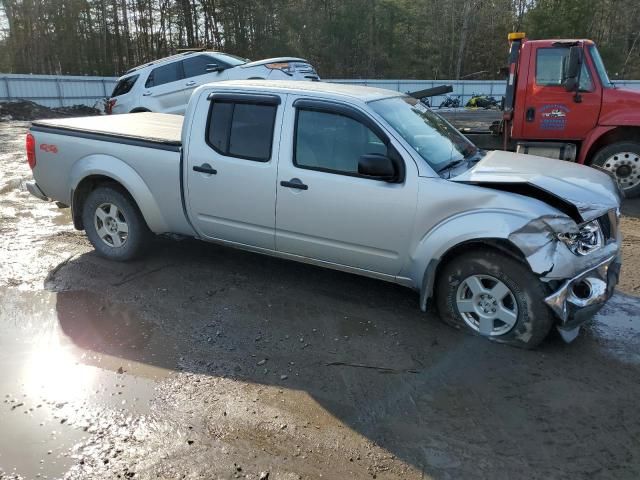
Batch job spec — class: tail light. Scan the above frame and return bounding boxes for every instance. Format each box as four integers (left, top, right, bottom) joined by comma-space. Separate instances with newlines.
26, 133, 36, 169
105, 98, 116, 114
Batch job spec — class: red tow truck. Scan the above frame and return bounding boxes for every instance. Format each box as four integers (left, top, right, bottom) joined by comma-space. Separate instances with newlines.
450, 32, 640, 197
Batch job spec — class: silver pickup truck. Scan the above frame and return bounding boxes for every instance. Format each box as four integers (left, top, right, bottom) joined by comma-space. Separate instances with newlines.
26, 80, 622, 348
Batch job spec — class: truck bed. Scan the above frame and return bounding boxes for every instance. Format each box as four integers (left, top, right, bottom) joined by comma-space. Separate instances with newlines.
31, 112, 183, 151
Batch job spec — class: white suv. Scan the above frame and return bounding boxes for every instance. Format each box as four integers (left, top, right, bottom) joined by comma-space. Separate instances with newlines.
106, 51, 319, 115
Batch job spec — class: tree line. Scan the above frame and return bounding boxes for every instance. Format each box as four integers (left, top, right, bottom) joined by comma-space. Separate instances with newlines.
0, 0, 639, 80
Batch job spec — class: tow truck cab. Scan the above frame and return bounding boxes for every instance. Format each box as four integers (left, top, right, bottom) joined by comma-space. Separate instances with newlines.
489, 33, 640, 196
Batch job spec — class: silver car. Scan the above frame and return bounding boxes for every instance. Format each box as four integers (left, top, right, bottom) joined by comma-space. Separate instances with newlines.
26, 81, 622, 348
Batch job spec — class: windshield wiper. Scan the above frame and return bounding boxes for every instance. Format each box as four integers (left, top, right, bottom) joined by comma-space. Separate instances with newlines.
437, 149, 485, 175
436, 158, 466, 174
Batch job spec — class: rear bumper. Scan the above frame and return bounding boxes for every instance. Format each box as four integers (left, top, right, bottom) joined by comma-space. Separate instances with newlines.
26, 181, 49, 201
545, 255, 620, 330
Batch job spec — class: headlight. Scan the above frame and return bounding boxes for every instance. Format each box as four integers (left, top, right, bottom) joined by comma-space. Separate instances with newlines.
557, 220, 603, 255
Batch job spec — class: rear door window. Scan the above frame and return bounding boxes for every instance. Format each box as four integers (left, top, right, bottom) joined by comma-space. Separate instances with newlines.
111, 75, 138, 97
207, 101, 277, 162
145, 61, 183, 88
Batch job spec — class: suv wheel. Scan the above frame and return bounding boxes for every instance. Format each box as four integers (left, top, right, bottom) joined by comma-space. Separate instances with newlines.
436, 249, 554, 348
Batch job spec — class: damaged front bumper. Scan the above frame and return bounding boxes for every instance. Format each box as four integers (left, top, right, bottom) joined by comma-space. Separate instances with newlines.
545, 255, 620, 340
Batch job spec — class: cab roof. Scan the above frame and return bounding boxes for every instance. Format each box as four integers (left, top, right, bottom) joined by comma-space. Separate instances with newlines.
525, 38, 595, 47
204, 80, 404, 102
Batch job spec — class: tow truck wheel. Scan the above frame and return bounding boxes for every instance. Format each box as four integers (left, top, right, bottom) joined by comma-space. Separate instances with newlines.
591, 141, 640, 197
82, 186, 150, 261
436, 249, 554, 349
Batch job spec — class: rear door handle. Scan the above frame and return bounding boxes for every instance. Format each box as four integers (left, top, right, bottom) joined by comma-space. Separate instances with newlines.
142, 90, 152, 96
526, 107, 535, 122
280, 178, 308, 190
193, 163, 217, 175
186, 81, 197, 87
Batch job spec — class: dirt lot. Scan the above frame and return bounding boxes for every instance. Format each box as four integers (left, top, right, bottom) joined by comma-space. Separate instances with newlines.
1, 120, 640, 480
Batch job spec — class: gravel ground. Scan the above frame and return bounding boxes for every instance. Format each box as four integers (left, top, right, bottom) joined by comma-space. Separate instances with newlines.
1, 120, 640, 480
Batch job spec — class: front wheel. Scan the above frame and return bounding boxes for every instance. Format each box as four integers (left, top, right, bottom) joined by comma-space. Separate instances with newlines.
436, 249, 554, 348
82, 186, 151, 261
591, 141, 640, 197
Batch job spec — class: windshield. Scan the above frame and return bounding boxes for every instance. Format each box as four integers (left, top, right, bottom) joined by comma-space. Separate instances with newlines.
589, 45, 613, 88
213, 53, 249, 66
369, 96, 477, 171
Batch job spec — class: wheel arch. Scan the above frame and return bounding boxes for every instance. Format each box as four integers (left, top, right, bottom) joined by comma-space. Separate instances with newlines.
582, 126, 640, 165
419, 237, 528, 312
70, 155, 168, 233
129, 107, 151, 113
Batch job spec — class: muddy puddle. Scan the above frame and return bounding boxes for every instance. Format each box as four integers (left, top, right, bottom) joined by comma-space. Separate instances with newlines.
587, 292, 640, 364
0, 288, 176, 479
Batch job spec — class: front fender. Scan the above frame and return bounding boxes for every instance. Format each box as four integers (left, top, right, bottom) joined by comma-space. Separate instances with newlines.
407, 209, 544, 310
70, 154, 170, 233
577, 125, 616, 164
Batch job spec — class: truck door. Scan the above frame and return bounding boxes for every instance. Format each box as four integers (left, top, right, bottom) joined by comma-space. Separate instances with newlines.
519, 45, 601, 140
274, 96, 418, 276
185, 92, 283, 250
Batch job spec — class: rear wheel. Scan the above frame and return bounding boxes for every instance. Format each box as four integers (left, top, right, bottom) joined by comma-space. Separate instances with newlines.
591, 141, 640, 197
436, 249, 554, 348
82, 186, 150, 261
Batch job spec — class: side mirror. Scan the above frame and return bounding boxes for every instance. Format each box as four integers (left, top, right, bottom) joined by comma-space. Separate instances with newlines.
358, 153, 396, 181
563, 46, 583, 92
206, 63, 223, 72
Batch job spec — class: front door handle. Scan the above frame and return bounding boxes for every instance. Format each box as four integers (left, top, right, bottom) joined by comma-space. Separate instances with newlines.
142, 90, 152, 96
526, 107, 535, 122
186, 81, 197, 87
280, 178, 308, 190
193, 163, 217, 175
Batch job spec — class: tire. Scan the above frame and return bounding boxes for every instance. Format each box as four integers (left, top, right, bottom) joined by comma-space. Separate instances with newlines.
130, 108, 151, 113
436, 249, 554, 349
82, 186, 151, 261
590, 141, 640, 198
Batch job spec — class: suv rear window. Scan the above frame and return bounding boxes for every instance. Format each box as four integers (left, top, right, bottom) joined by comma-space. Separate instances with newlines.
111, 75, 139, 97
145, 62, 183, 88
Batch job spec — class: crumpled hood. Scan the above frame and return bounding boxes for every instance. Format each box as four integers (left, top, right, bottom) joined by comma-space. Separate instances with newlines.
451, 150, 621, 222
241, 57, 311, 68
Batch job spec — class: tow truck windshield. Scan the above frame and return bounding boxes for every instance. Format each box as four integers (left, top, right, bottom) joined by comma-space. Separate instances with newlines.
369, 96, 480, 172
589, 45, 613, 88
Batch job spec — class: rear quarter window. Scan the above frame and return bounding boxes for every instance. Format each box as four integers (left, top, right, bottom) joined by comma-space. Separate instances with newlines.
111, 75, 139, 97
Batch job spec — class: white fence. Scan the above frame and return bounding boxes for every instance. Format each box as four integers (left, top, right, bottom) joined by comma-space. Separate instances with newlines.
0, 74, 118, 108
1, 73, 640, 108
